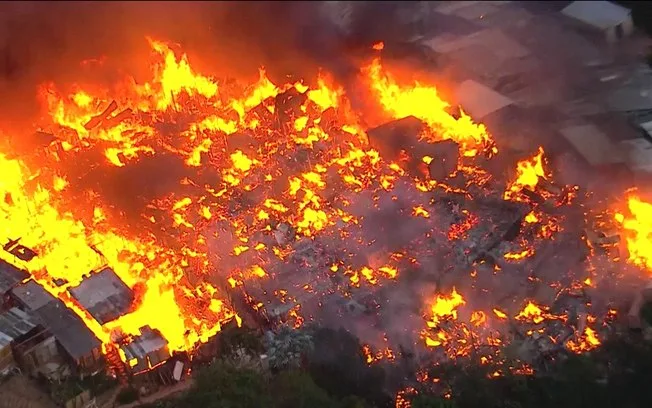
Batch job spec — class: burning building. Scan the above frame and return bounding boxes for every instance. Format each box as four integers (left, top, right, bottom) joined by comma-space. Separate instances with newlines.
0, 30, 648, 399
11, 280, 104, 377
4, 263, 174, 380
68, 267, 134, 325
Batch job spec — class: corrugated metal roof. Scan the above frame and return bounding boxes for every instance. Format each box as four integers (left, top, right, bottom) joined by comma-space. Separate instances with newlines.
121, 326, 167, 361
559, 123, 625, 166
455, 79, 515, 119
68, 268, 133, 325
620, 137, 652, 173
0, 307, 38, 348
423, 28, 530, 59
0, 259, 29, 295
608, 88, 652, 113
562, 1, 631, 30
12, 280, 101, 359
12, 280, 55, 311
31, 301, 101, 360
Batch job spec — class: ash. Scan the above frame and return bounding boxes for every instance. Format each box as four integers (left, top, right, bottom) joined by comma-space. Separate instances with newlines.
214, 111, 622, 372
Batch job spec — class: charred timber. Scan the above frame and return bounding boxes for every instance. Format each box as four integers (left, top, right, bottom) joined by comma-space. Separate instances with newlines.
366, 116, 427, 163
84, 100, 118, 130
427, 140, 459, 181
101, 108, 134, 129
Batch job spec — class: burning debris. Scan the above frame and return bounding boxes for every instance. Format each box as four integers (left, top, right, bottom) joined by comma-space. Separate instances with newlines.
0, 37, 649, 392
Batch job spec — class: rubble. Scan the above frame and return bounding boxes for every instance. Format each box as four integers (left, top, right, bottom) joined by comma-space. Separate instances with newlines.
0, 36, 645, 395
426, 140, 460, 181
367, 116, 427, 162
84, 100, 118, 130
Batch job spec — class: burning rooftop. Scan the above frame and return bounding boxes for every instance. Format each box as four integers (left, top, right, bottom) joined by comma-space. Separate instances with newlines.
0, 36, 649, 385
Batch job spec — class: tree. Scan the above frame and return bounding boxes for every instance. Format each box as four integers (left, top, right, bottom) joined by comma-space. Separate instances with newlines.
338, 395, 369, 408
307, 327, 391, 407
182, 361, 271, 408
411, 395, 457, 408
271, 370, 338, 408
264, 324, 314, 371
115, 386, 139, 405
218, 325, 264, 357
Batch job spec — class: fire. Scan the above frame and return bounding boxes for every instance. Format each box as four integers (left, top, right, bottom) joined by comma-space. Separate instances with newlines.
0, 153, 236, 351
566, 327, 601, 353
615, 195, 652, 271
426, 288, 466, 327
0, 35, 638, 381
504, 248, 535, 261
504, 147, 547, 201
141, 38, 219, 110
514, 301, 559, 325
362, 343, 395, 365
362, 58, 493, 157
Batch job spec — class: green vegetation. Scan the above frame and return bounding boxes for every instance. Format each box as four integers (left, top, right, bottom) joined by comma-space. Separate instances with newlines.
134, 325, 652, 408
116, 386, 140, 405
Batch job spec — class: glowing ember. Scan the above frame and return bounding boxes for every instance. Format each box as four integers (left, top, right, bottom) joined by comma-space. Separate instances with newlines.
566, 327, 601, 353
426, 288, 465, 327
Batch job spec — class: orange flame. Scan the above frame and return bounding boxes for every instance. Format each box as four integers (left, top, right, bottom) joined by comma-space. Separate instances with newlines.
615, 195, 652, 271
362, 58, 493, 157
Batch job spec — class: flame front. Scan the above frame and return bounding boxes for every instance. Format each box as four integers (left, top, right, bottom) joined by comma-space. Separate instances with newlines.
616, 195, 652, 271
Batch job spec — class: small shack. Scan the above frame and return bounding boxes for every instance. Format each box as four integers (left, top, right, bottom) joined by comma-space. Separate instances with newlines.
561, 1, 634, 43
0, 307, 39, 373
68, 267, 134, 325
120, 326, 170, 375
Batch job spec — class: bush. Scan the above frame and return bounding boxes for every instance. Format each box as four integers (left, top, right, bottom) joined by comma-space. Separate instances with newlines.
115, 386, 139, 405
190, 361, 270, 408
307, 327, 390, 407
271, 370, 337, 408
218, 325, 264, 357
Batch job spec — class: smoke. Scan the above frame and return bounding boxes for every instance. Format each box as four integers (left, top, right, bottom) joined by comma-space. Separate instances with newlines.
0, 2, 300, 120
0, 1, 428, 125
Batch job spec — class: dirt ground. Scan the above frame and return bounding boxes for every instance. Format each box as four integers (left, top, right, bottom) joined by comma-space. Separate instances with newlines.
0, 375, 56, 408
110, 379, 194, 408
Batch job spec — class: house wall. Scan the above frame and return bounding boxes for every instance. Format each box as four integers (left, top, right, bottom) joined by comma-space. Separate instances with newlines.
0, 344, 15, 371
604, 16, 635, 43
622, 16, 635, 36
19, 336, 63, 376
606, 26, 617, 43
68, 345, 105, 377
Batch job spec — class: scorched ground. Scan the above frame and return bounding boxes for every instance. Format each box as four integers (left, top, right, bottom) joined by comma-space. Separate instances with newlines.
0, 38, 651, 383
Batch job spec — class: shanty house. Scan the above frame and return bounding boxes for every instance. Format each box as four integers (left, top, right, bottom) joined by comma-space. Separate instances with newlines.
11, 280, 104, 378
0, 259, 29, 309
121, 326, 170, 375
68, 267, 134, 325
561, 1, 634, 43
68, 268, 174, 377
0, 307, 39, 374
